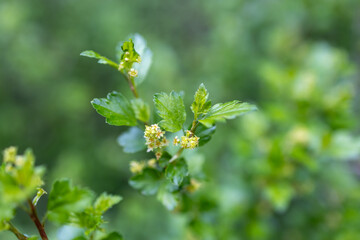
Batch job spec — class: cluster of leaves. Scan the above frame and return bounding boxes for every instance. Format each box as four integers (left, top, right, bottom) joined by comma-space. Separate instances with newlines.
0, 147, 123, 240
185, 44, 360, 240
81, 34, 257, 211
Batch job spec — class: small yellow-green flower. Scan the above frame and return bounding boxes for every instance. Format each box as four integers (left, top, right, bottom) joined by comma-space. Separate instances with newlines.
187, 178, 202, 192
118, 61, 124, 71
147, 158, 157, 168
129, 161, 145, 174
128, 68, 138, 77
173, 136, 180, 146
179, 131, 199, 149
3, 146, 17, 163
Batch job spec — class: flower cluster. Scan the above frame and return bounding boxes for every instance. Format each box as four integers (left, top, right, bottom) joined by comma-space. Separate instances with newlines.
144, 124, 169, 152
3, 146, 26, 172
129, 158, 158, 174
129, 160, 146, 174
174, 131, 199, 149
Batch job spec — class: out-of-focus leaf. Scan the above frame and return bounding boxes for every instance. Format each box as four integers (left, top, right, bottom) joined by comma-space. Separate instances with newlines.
154, 91, 186, 132
72, 237, 87, 240
71, 208, 102, 235
101, 232, 124, 240
80, 50, 118, 69
194, 124, 216, 146
165, 158, 188, 186
265, 182, 294, 212
129, 168, 162, 195
131, 98, 150, 123
199, 101, 257, 127
0, 147, 44, 219
94, 193, 122, 214
117, 127, 146, 153
0, 221, 9, 232
157, 182, 179, 211
158, 151, 172, 168
91, 92, 137, 126
27, 237, 39, 240
70, 193, 122, 236
47, 179, 94, 224
133, 48, 152, 86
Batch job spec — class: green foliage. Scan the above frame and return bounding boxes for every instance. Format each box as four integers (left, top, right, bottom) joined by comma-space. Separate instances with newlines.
80, 51, 118, 69
117, 127, 146, 153
91, 92, 137, 126
27, 237, 39, 240
2, 1, 360, 239
131, 99, 150, 123
199, 101, 257, 127
118, 39, 140, 70
156, 182, 179, 211
101, 232, 124, 240
129, 168, 162, 196
165, 158, 188, 186
71, 193, 122, 235
94, 193, 122, 214
153, 91, 186, 132
0, 148, 124, 239
84, 36, 255, 215
0, 221, 9, 231
116, 34, 153, 86
191, 83, 211, 118
72, 237, 87, 240
194, 124, 216, 147
0, 147, 44, 222
47, 179, 94, 224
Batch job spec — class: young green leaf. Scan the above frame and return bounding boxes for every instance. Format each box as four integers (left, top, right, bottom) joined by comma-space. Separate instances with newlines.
131, 98, 150, 123
71, 208, 102, 235
154, 91, 186, 132
129, 168, 162, 195
70, 193, 121, 236
47, 179, 94, 224
191, 83, 211, 117
101, 232, 124, 240
117, 127, 146, 153
80, 50, 118, 69
199, 101, 257, 127
165, 158, 189, 186
116, 34, 153, 86
94, 193, 122, 214
91, 92, 137, 126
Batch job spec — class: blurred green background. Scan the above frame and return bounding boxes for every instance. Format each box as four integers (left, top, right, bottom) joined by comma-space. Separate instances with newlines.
1, 0, 360, 239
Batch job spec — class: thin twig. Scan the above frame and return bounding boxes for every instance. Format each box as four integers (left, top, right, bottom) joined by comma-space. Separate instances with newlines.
7, 221, 28, 240
119, 70, 139, 98
27, 199, 48, 240
169, 148, 184, 163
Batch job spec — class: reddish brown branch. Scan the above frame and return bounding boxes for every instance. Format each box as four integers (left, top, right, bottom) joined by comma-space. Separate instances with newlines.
27, 199, 48, 240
